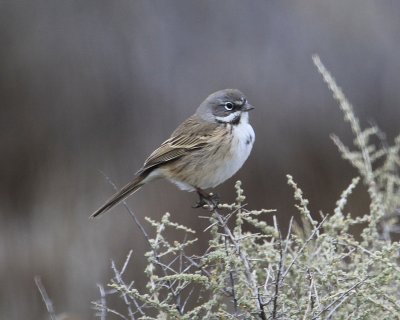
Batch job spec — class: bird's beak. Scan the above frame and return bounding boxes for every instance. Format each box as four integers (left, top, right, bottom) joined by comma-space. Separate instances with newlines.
242, 103, 255, 112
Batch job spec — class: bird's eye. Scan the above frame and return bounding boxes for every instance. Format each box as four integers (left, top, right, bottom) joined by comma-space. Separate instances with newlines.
224, 102, 234, 111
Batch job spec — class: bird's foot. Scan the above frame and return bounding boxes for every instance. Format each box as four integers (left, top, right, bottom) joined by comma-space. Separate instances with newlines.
192, 191, 220, 211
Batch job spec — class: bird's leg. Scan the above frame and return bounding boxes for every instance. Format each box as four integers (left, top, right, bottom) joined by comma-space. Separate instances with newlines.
192, 187, 220, 210
192, 188, 209, 208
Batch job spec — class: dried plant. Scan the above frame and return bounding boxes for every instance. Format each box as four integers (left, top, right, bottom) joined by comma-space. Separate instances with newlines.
88, 56, 399, 319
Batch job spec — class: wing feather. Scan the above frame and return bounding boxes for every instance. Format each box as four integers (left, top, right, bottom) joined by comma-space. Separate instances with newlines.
138, 115, 219, 173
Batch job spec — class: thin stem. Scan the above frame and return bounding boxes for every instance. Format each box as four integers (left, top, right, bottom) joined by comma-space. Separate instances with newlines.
96, 284, 107, 320
224, 234, 238, 314
272, 232, 283, 319
34, 276, 57, 320
101, 173, 183, 315
312, 277, 368, 319
282, 215, 328, 280
212, 208, 263, 318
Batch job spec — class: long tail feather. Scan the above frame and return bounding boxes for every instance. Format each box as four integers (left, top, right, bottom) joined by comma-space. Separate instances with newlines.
90, 174, 146, 218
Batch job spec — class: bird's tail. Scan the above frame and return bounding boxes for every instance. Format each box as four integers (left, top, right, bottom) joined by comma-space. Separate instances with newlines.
90, 173, 146, 219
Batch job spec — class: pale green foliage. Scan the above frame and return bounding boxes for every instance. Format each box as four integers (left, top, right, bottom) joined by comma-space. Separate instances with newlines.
93, 58, 400, 319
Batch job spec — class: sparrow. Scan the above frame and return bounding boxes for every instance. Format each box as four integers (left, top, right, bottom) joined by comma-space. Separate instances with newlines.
91, 89, 255, 218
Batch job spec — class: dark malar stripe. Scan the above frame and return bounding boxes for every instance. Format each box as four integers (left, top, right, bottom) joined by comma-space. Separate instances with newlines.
231, 115, 241, 125
215, 115, 241, 125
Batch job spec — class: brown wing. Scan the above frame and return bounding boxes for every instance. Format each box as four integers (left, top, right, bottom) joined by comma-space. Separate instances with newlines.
138, 115, 219, 173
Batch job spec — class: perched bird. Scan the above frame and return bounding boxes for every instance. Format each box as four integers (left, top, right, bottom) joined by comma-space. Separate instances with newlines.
91, 89, 255, 218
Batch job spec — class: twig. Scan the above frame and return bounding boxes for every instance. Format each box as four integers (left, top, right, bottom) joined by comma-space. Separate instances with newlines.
181, 286, 196, 313
224, 234, 238, 314
111, 250, 139, 319
282, 215, 328, 280
311, 277, 368, 319
311, 273, 322, 314
258, 288, 267, 320
121, 250, 134, 275
283, 217, 294, 254
34, 276, 57, 320
303, 269, 315, 320
96, 284, 107, 320
312, 55, 384, 222
272, 231, 283, 319
263, 265, 273, 298
92, 302, 128, 320
325, 295, 351, 320
101, 173, 183, 315
212, 208, 264, 318
98, 171, 151, 242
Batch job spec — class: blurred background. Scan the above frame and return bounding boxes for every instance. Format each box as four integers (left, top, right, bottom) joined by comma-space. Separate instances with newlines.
1, 0, 400, 318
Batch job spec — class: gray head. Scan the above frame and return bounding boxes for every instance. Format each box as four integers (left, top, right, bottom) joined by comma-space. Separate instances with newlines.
196, 89, 255, 124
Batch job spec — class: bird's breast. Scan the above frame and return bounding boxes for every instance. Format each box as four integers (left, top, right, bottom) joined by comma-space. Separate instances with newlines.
225, 121, 255, 177
194, 120, 255, 189
162, 118, 255, 191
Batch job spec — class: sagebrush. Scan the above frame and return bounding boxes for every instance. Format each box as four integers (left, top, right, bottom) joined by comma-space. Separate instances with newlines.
89, 56, 400, 319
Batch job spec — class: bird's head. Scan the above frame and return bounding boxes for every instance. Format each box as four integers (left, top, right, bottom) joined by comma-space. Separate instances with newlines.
196, 89, 254, 124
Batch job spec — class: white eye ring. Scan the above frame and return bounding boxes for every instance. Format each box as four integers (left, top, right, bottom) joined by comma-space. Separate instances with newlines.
224, 102, 234, 111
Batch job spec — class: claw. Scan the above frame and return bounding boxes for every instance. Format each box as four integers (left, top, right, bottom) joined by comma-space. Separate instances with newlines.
192, 198, 207, 208
193, 189, 220, 210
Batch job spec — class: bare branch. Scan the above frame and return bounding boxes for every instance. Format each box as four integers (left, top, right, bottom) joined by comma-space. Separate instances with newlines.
272, 231, 283, 320
34, 276, 57, 320
312, 277, 368, 319
92, 302, 128, 320
282, 215, 328, 280
212, 208, 264, 318
96, 284, 107, 320
101, 173, 183, 315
